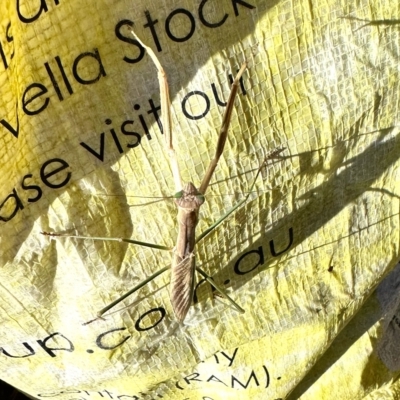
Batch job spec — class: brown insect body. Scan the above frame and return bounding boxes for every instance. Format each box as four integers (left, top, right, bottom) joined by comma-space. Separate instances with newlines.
125, 31, 249, 322
170, 182, 205, 321
42, 33, 250, 324
40, 25, 289, 325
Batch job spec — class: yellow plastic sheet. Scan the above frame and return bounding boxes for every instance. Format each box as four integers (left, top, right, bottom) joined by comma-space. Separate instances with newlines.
1, 0, 399, 399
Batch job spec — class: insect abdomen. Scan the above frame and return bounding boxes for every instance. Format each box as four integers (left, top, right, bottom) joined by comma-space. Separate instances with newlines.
170, 253, 196, 322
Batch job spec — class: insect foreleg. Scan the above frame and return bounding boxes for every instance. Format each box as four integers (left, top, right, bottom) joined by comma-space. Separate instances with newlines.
196, 147, 286, 243
130, 29, 182, 192
199, 63, 247, 195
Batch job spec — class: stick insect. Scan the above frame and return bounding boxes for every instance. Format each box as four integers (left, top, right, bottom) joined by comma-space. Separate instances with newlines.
43, 31, 284, 323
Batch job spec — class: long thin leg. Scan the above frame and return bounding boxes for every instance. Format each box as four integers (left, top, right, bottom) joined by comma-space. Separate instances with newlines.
199, 63, 247, 195
97, 266, 169, 317
196, 147, 285, 243
195, 267, 245, 314
130, 29, 182, 192
41, 232, 172, 251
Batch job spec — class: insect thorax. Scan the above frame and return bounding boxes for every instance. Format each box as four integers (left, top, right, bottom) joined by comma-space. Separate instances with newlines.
174, 182, 205, 210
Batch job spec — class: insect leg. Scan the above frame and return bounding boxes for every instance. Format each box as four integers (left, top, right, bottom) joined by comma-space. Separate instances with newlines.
199, 63, 247, 195
97, 266, 169, 317
195, 267, 245, 314
130, 29, 182, 192
196, 148, 286, 243
41, 231, 172, 251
